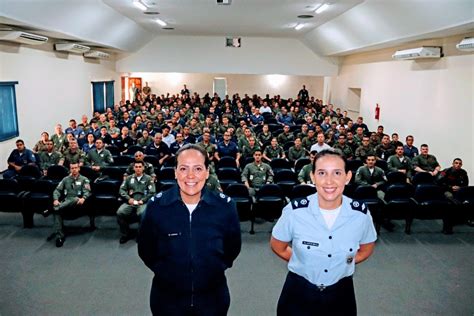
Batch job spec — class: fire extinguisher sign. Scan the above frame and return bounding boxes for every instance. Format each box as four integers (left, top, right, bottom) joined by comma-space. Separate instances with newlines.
375, 103, 380, 120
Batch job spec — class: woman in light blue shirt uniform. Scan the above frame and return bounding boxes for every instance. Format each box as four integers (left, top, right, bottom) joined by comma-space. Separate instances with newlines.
271, 149, 377, 316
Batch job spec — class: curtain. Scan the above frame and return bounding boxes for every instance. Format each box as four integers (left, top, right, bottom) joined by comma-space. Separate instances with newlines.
0, 81, 19, 141
92, 82, 105, 113
105, 81, 115, 109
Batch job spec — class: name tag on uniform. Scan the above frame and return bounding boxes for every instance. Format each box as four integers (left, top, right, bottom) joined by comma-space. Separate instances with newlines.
75, 181, 81, 185
131, 178, 135, 184
249, 175, 254, 180
302, 241, 319, 247
100, 154, 104, 157
167, 232, 181, 237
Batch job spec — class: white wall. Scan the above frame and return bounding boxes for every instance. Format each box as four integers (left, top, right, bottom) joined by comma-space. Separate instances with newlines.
131, 72, 324, 100
117, 35, 339, 76
328, 34, 474, 179
0, 42, 120, 170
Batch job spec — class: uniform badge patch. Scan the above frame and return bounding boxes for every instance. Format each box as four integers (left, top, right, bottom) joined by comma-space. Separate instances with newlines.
292, 197, 309, 210
219, 193, 226, 199
155, 192, 163, 198
350, 200, 367, 214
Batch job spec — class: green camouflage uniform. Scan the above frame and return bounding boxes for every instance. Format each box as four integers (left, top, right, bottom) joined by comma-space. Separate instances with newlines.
117, 174, 155, 237
298, 164, 313, 184
241, 162, 274, 197
61, 148, 86, 167
38, 151, 63, 173
52, 174, 91, 238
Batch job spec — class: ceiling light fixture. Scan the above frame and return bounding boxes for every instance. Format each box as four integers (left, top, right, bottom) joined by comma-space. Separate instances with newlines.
133, 0, 148, 11
315, 3, 329, 14
155, 18, 167, 27
295, 24, 304, 31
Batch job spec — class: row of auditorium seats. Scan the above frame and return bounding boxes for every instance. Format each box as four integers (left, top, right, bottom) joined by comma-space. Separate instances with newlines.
1, 164, 473, 235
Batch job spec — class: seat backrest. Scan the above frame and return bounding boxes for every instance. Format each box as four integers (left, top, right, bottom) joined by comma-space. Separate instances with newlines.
290, 184, 316, 200
125, 145, 144, 156
412, 172, 434, 186
294, 158, 311, 173
112, 155, 135, 167
218, 156, 237, 169
217, 168, 241, 181
92, 180, 121, 196
106, 145, 121, 156
455, 186, 474, 203
225, 183, 250, 197
19, 165, 42, 178
102, 166, 125, 181
159, 167, 176, 180
414, 184, 445, 202
347, 160, 363, 173
46, 165, 69, 181
385, 183, 414, 201
79, 165, 98, 181
274, 169, 297, 183
256, 184, 284, 198
386, 171, 407, 184
270, 158, 291, 171
353, 185, 378, 200
0, 178, 20, 193
375, 160, 388, 171
31, 179, 57, 194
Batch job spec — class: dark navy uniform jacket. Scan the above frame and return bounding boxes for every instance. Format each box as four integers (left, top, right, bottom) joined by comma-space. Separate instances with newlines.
138, 185, 241, 294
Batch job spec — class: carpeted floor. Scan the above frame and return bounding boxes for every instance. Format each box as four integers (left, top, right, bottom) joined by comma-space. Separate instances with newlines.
0, 212, 473, 316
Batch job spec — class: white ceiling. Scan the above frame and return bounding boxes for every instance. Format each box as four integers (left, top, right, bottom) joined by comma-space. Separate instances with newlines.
102, 0, 363, 37
0, 0, 473, 55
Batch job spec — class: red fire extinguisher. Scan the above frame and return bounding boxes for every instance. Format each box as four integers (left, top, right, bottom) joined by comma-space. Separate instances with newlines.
375, 103, 380, 120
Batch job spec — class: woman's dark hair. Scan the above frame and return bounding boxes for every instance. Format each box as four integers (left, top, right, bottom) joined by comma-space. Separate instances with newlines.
175, 144, 210, 168
312, 149, 348, 173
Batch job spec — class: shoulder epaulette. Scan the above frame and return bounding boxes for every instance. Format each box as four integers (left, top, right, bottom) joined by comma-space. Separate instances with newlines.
350, 200, 367, 214
219, 192, 232, 203
150, 191, 163, 202
291, 197, 309, 210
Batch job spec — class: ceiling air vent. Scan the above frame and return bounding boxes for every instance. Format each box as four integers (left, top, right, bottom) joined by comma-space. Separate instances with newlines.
0, 30, 48, 45
55, 43, 91, 54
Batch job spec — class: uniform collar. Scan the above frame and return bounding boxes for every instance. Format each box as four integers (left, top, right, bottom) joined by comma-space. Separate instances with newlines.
159, 184, 214, 207
309, 194, 353, 231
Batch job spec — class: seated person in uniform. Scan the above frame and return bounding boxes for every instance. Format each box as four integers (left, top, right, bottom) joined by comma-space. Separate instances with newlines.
355, 136, 375, 162
333, 134, 353, 160
123, 151, 156, 181
4, 139, 37, 179
214, 131, 241, 168
38, 140, 63, 176
117, 161, 156, 244
33, 131, 50, 153
297, 151, 316, 185
82, 133, 96, 154
277, 125, 295, 146
241, 149, 274, 201
263, 137, 286, 163
391, 133, 403, 148
170, 132, 186, 155
86, 138, 114, 173
60, 139, 85, 168
288, 137, 307, 164
387, 145, 413, 180
438, 158, 469, 201
240, 136, 261, 163
257, 124, 272, 147
411, 144, 441, 177
375, 134, 396, 161
50, 163, 91, 247
355, 154, 387, 201
403, 135, 419, 158
145, 133, 170, 167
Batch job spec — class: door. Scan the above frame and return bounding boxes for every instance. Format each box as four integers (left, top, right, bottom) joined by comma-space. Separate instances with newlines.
213, 78, 227, 99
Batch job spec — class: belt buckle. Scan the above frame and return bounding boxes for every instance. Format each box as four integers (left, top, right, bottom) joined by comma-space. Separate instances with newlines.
317, 284, 326, 292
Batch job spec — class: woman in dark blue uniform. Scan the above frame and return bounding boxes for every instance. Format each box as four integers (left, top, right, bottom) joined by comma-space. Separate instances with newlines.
271, 150, 377, 315
138, 144, 241, 315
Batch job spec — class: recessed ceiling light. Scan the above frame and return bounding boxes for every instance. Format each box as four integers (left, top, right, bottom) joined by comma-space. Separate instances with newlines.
294, 24, 304, 31
155, 18, 167, 27
297, 14, 314, 19
133, 0, 147, 11
315, 3, 329, 14
162, 27, 175, 30
144, 11, 160, 15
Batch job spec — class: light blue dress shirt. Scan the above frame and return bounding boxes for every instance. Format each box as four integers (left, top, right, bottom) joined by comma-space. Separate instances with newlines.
272, 193, 377, 287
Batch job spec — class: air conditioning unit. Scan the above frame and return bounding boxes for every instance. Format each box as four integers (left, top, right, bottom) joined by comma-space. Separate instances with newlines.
392, 47, 442, 60
0, 30, 48, 45
456, 37, 474, 52
55, 43, 90, 54
84, 50, 110, 59
217, 0, 231, 5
